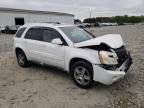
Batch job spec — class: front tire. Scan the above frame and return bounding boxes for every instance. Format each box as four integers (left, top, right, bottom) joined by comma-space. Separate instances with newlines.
71, 61, 94, 89
16, 50, 29, 67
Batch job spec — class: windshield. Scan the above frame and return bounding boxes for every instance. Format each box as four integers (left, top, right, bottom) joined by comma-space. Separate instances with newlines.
60, 26, 94, 43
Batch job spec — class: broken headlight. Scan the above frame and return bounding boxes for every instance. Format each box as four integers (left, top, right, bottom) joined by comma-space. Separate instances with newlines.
99, 51, 118, 65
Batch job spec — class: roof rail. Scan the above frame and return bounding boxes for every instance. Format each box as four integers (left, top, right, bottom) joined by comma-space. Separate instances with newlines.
41, 22, 61, 24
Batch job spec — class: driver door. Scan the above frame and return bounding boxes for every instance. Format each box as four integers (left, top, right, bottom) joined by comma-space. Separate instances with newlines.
39, 28, 67, 69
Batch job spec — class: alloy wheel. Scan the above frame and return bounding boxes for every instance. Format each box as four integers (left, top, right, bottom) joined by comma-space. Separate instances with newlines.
74, 66, 90, 86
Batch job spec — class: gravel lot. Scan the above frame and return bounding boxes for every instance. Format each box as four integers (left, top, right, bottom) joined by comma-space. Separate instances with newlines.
0, 25, 144, 108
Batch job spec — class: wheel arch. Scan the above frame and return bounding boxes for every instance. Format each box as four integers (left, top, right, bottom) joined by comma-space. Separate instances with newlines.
15, 47, 28, 59
15, 47, 24, 54
69, 57, 93, 72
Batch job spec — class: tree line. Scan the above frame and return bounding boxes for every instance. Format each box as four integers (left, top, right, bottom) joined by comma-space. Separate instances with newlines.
81, 15, 144, 24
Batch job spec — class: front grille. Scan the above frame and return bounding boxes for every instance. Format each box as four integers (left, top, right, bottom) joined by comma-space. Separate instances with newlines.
114, 46, 128, 66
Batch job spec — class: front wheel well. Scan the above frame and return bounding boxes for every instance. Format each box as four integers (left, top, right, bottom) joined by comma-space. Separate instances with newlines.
69, 58, 92, 72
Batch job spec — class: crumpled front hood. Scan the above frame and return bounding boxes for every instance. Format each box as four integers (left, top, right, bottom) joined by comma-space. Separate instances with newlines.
74, 34, 124, 49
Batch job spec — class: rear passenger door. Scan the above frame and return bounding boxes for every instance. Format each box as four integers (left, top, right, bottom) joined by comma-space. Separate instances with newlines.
24, 27, 43, 62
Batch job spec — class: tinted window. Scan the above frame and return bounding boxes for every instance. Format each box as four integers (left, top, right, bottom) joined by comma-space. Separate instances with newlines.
25, 28, 42, 41
43, 29, 62, 43
16, 27, 26, 38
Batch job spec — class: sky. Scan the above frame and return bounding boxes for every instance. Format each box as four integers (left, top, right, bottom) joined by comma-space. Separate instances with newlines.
0, 0, 144, 20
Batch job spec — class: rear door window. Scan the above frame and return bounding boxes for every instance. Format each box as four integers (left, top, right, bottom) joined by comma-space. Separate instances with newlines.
25, 28, 42, 41
15, 27, 26, 38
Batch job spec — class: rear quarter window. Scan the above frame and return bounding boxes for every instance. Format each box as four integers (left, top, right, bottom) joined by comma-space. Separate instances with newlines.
15, 27, 26, 38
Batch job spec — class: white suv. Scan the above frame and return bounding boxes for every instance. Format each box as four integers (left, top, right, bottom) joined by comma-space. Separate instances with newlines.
14, 23, 132, 89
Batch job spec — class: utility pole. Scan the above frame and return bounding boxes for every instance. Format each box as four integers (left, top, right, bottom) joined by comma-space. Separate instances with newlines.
90, 11, 91, 19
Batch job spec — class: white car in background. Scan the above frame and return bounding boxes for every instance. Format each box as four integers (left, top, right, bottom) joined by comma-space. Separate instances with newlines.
14, 23, 132, 89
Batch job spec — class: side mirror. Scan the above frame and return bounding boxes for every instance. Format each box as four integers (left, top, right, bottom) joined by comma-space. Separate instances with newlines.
51, 38, 63, 45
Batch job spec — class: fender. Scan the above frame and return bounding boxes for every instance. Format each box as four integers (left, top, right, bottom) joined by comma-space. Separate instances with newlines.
64, 47, 100, 72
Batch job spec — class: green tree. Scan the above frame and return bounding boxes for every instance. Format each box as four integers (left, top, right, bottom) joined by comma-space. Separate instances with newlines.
83, 15, 144, 24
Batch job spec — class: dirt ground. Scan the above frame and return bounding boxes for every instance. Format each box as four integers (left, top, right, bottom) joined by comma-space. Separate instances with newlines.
0, 25, 144, 108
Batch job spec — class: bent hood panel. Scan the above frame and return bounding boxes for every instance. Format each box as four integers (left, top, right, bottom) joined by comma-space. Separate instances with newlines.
74, 34, 124, 49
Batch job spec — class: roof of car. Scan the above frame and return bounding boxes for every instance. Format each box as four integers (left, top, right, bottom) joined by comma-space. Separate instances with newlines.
22, 23, 74, 28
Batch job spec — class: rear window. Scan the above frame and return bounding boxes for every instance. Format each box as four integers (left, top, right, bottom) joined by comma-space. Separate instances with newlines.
15, 27, 26, 38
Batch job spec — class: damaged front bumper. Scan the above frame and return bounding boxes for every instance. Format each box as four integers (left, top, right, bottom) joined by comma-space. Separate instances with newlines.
116, 52, 132, 72
93, 52, 132, 85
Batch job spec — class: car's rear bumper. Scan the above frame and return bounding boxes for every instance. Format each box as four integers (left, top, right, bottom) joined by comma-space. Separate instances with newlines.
93, 53, 132, 85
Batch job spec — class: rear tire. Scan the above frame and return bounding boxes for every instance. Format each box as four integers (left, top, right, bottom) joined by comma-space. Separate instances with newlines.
71, 61, 94, 89
16, 50, 29, 67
